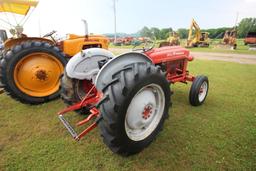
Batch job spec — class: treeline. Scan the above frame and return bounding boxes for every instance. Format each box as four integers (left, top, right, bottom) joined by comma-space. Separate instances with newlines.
139, 18, 256, 39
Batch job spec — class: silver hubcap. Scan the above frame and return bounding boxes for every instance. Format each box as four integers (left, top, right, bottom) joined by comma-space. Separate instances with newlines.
198, 81, 208, 102
125, 84, 165, 141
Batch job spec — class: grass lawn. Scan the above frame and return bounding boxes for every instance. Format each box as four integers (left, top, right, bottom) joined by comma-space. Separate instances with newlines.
189, 39, 256, 55
110, 39, 256, 55
0, 60, 256, 170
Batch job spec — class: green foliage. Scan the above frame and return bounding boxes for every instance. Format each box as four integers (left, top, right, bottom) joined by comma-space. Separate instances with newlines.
238, 18, 256, 38
160, 28, 172, 40
201, 27, 230, 39
139, 26, 153, 38
139, 26, 172, 40
151, 27, 161, 39
139, 17, 256, 40
177, 28, 188, 39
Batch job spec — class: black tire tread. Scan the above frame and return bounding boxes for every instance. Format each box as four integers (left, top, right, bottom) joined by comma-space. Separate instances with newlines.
0, 41, 67, 104
189, 75, 209, 106
98, 62, 171, 156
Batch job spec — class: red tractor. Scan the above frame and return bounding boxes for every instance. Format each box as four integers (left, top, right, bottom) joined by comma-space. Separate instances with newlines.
58, 42, 209, 156
244, 32, 256, 45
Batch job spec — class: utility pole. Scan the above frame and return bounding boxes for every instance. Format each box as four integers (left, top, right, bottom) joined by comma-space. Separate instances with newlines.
38, 5, 41, 37
234, 12, 239, 27
113, 0, 117, 43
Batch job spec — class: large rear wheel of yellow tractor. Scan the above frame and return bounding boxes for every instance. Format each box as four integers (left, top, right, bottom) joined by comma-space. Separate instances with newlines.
0, 41, 67, 104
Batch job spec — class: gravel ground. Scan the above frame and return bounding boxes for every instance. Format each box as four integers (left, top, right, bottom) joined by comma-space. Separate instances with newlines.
110, 48, 256, 65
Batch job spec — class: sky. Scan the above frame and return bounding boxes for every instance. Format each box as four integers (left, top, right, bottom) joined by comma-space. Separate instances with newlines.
1, 0, 256, 37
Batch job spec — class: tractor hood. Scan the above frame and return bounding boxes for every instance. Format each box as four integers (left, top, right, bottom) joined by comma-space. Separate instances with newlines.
144, 46, 193, 64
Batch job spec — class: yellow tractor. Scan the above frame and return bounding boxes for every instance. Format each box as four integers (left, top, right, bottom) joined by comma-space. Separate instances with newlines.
168, 31, 180, 45
0, 0, 109, 104
159, 31, 180, 47
186, 19, 210, 47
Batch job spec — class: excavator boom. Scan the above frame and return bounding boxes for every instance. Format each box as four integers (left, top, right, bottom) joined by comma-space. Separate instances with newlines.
186, 19, 209, 48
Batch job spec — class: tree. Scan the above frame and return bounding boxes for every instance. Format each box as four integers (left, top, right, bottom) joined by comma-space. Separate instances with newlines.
201, 27, 230, 39
238, 18, 256, 38
151, 27, 161, 39
160, 28, 172, 40
177, 28, 188, 39
139, 26, 153, 38
139, 26, 172, 40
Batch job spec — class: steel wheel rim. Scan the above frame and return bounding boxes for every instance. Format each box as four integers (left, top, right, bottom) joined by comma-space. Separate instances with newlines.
198, 81, 208, 102
125, 83, 165, 141
76, 80, 94, 100
14, 52, 64, 97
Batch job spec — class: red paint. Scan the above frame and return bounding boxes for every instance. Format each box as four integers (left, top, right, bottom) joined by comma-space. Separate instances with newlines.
145, 46, 195, 84
58, 86, 102, 140
58, 45, 198, 140
142, 105, 153, 119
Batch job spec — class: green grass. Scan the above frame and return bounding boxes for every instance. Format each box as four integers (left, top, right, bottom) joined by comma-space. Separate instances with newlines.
189, 39, 256, 55
0, 60, 256, 170
110, 39, 256, 55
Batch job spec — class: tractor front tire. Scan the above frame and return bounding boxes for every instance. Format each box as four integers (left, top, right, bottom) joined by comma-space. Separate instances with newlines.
189, 75, 209, 106
0, 41, 67, 104
98, 62, 171, 156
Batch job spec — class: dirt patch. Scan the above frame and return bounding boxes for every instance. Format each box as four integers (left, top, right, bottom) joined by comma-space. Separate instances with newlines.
191, 52, 256, 64
110, 48, 256, 65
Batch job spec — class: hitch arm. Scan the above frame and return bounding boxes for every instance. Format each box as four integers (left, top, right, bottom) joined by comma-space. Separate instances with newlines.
58, 86, 103, 140
58, 107, 100, 140
59, 108, 101, 141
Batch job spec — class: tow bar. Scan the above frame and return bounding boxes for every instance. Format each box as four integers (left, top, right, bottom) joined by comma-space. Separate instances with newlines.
57, 86, 102, 140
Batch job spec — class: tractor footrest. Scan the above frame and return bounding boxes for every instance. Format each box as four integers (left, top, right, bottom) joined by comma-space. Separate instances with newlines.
59, 115, 78, 139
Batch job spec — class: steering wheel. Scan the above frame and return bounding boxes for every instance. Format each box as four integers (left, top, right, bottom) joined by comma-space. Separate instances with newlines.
43, 30, 57, 38
132, 38, 155, 52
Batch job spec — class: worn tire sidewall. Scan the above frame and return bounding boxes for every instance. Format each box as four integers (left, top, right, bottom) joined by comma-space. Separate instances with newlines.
189, 76, 209, 106
104, 73, 170, 150
3, 42, 67, 103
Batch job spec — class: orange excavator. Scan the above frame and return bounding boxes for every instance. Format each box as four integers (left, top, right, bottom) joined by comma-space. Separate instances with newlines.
222, 28, 237, 49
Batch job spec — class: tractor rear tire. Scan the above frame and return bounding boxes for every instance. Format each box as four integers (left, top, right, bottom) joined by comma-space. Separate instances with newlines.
98, 62, 171, 156
60, 72, 91, 114
189, 75, 209, 106
0, 51, 3, 60
0, 41, 67, 104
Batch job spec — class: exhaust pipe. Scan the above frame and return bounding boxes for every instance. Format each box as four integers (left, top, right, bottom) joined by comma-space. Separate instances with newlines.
81, 19, 89, 39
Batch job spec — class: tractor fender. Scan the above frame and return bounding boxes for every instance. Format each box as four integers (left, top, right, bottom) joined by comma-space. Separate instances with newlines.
65, 48, 114, 81
4, 37, 54, 49
95, 52, 153, 91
